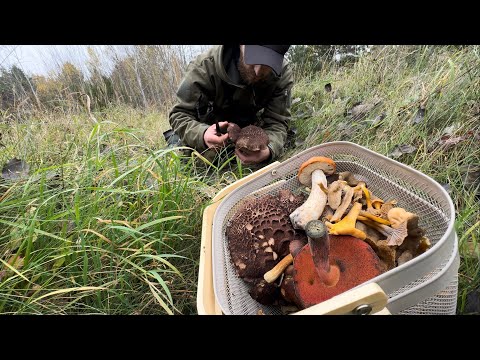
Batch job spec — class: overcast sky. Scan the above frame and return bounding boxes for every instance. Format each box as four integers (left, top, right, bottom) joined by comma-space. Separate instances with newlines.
0, 45, 210, 77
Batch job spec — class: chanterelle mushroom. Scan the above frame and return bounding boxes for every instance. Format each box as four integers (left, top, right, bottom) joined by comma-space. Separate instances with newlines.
227, 124, 270, 155
289, 156, 336, 230
326, 202, 367, 240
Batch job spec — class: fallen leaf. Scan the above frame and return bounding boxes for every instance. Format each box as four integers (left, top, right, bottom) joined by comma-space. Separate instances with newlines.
295, 138, 305, 147
1, 158, 29, 181
389, 144, 417, 158
348, 97, 382, 121
367, 113, 386, 127
350, 103, 373, 120
460, 164, 480, 190
442, 125, 456, 136
291, 97, 301, 105
438, 135, 466, 150
412, 107, 426, 124
8, 255, 24, 270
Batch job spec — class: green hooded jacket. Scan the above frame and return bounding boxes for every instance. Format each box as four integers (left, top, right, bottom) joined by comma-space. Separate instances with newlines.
168, 45, 294, 161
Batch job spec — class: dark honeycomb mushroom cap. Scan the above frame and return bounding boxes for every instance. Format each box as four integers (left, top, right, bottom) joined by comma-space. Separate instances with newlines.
226, 189, 306, 283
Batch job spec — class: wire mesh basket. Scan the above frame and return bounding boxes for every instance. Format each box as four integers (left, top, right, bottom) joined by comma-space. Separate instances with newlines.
209, 141, 459, 315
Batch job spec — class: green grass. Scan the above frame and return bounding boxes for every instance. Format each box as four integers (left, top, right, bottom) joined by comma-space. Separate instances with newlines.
0, 107, 247, 314
0, 45, 478, 314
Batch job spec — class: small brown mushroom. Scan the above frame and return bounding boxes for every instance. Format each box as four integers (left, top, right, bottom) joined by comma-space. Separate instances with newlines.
377, 200, 398, 219
289, 156, 336, 230
359, 210, 391, 225
329, 183, 355, 223
321, 205, 335, 222
263, 232, 308, 284
248, 278, 280, 305
371, 196, 384, 210
356, 221, 396, 271
327, 180, 345, 210
280, 264, 298, 304
358, 217, 409, 246
397, 250, 413, 266
352, 181, 366, 203
416, 236, 432, 256
338, 171, 361, 187
387, 207, 424, 238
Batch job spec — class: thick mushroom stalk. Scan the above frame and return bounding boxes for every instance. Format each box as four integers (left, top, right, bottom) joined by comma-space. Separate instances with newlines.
305, 220, 340, 287
325, 202, 367, 240
289, 156, 336, 230
290, 169, 328, 230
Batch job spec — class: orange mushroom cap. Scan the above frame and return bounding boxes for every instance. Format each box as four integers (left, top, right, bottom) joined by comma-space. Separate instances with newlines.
293, 235, 384, 309
297, 156, 336, 186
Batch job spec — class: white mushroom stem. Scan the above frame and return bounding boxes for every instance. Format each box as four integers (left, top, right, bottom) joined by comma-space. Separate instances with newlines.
289, 169, 328, 230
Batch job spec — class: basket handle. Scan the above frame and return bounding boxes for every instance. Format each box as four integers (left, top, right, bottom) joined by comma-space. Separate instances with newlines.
291, 283, 390, 315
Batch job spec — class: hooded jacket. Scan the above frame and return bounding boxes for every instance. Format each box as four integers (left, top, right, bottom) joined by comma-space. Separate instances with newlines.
168, 45, 293, 161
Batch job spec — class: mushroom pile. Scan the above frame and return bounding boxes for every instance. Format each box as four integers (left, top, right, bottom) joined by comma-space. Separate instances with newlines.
225, 155, 432, 313
225, 189, 307, 305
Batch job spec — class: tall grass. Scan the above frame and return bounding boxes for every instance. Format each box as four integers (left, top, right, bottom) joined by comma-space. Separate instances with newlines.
0, 107, 245, 314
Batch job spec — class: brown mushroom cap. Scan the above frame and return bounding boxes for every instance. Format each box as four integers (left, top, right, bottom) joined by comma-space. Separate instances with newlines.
293, 235, 384, 309
338, 171, 361, 187
297, 156, 336, 186
230, 125, 270, 152
356, 221, 396, 271
226, 189, 306, 283
248, 278, 280, 305
227, 123, 242, 143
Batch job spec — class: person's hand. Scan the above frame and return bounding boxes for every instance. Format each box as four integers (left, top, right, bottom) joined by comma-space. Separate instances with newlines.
235, 147, 271, 165
204, 121, 229, 149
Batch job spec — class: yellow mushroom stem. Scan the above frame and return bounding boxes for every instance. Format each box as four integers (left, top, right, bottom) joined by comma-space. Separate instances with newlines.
326, 202, 366, 240
373, 200, 383, 210
361, 184, 372, 209
359, 211, 391, 225
319, 182, 329, 195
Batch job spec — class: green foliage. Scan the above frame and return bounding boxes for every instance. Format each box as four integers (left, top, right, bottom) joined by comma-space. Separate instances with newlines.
287, 45, 371, 77
0, 65, 35, 110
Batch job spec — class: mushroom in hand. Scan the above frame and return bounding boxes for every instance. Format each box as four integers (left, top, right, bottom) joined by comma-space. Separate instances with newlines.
227, 124, 270, 155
